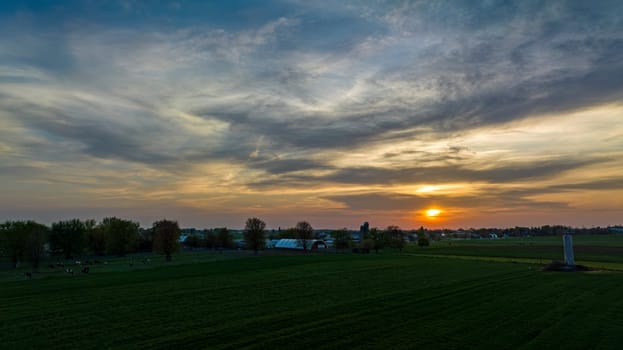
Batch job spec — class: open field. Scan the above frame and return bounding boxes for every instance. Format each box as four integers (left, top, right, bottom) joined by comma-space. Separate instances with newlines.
2, 251, 623, 349
407, 235, 623, 268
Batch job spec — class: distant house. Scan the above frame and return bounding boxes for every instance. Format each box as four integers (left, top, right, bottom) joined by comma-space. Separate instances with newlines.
275, 239, 327, 251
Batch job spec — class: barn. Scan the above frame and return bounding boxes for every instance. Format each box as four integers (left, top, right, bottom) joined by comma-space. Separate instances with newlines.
274, 239, 327, 251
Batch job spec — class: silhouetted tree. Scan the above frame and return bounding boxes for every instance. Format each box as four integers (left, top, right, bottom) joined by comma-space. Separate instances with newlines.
1, 221, 47, 269
361, 238, 374, 253
86, 221, 106, 256
244, 217, 266, 254
205, 230, 217, 250
418, 236, 430, 247
386, 225, 406, 252
137, 228, 154, 252
331, 228, 351, 252
417, 227, 430, 248
50, 219, 87, 259
27, 222, 48, 270
215, 227, 234, 250
369, 227, 388, 253
100, 217, 139, 256
0, 221, 28, 268
152, 219, 181, 261
295, 221, 314, 252
184, 234, 202, 249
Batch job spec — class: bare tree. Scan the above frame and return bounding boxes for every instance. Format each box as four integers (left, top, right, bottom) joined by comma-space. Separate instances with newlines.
295, 221, 314, 252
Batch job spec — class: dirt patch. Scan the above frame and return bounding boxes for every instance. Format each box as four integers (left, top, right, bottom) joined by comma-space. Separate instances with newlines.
541, 260, 592, 272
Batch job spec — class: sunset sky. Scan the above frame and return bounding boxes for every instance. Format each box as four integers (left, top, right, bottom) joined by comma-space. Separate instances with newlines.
1, 1, 622, 229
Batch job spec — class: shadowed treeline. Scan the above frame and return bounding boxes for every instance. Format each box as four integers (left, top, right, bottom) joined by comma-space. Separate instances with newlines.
0, 218, 181, 270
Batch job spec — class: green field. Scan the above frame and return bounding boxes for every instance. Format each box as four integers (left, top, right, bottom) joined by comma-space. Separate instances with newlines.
2, 246, 623, 349
407, 235, 623, 269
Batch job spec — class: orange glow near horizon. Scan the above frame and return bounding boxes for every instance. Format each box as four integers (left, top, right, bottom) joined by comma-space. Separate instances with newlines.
425, 208, 442, 218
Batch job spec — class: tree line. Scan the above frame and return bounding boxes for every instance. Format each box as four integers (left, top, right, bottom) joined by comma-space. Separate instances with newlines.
242, 220, 415, 254
0, 218, 182, 270
330, 225, 421, 253
184, 219, 318, 254
1, 216, 418, 271
181, 220, 418, 254
242, 219, 315, 254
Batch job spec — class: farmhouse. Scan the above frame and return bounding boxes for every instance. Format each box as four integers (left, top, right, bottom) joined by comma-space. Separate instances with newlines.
274, 239, 327, 251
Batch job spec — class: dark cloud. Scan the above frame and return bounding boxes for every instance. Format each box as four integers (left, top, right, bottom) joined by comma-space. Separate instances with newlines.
443, 59, 623, 130
499, 177, 623, 198
253, 158, 330, 174
382, 147, 471, 162
5, 0, 623, 162
2, 101, 168, 164
196, 48, 623, 158
327, 193, 426, 211
347, 158, 599, 184
549, 178, 623, 191
248, 157, 608, 189
0, 94, 258, 169
325, 190, 569, 212
0, 164, 46, 177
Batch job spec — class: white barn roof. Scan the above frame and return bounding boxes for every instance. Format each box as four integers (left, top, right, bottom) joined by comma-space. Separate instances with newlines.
274, 239, 326, 250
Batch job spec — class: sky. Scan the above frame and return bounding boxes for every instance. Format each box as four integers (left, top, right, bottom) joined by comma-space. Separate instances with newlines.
1, 0, 622, 230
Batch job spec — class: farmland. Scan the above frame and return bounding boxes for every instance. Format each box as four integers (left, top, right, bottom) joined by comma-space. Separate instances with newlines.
407, 235, 623, 269
2, 238, 623, 349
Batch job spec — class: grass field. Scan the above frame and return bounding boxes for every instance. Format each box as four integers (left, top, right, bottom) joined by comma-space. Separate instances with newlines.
407, 235, 623, 269
2, 248, 623, 349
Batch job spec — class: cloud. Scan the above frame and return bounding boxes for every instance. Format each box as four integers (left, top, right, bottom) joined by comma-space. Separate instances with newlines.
549, 178, 623, 192
1, 0, 622, 227
325, 189, 569, 213
253, 158, 330, 174
248, 157, 607, 189
5, 1, 623, 160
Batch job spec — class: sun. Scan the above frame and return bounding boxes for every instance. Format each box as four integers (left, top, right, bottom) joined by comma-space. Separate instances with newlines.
426, 209, 442, 217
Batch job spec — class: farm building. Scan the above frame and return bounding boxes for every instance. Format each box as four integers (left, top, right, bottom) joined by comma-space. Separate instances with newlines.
274, 239, 327, 251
